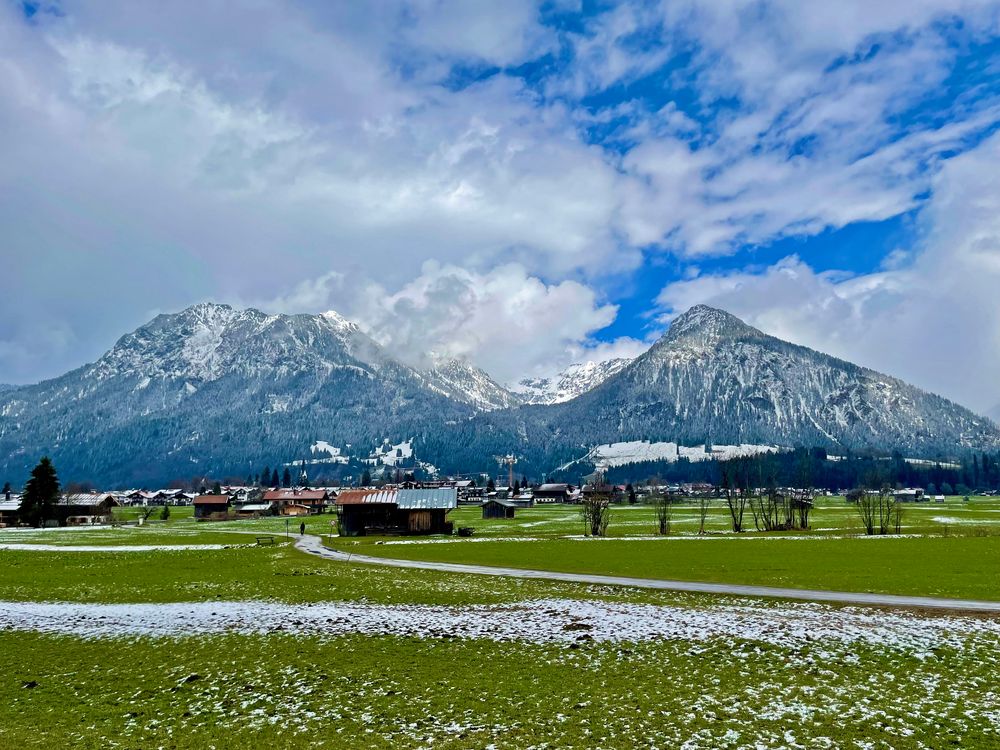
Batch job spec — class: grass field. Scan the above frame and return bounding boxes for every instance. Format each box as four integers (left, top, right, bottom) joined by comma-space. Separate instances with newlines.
3, 497, 1000, 747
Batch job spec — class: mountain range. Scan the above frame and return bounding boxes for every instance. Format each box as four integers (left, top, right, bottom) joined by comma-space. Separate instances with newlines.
1, 302, 997, 486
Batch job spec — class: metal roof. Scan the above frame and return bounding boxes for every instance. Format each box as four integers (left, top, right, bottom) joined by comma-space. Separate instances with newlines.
481, 498, 516, 508
238, 503, 272, 512
397, 488, 457, 510
335, 489, 397, 505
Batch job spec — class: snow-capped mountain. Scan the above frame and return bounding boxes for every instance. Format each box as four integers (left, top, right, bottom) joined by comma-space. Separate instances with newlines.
424, 357, 522, 411
3, 302, 997, 485
0, 303, 477, 485
553, 305, 1000, 456
432, 305, 1000, 474
515, 358, 633, 404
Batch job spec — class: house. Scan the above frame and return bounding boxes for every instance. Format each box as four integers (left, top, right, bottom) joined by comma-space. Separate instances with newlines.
481, 497, 516, 519
894, 488, 926, 502
534, 483, 573, 503
335, 487, 456, 536
0, 494, 21, 527
262, 488, 330, 515
193, 494, 231, 520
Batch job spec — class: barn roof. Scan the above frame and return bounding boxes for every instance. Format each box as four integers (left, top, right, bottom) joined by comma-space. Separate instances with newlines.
193, 494, 231, 505
335, 489, 397, 505
397, 488, 457, 510
482, 498, 515, 508
58, 493, 120, 506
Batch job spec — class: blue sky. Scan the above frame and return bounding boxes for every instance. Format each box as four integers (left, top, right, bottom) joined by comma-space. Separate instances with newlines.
3, 1, 1000, 412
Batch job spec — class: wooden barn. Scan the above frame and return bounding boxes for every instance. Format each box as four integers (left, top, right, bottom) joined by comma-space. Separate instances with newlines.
481, 498, 515, 519
193, 494, 231, 520
335, 488, 456, 536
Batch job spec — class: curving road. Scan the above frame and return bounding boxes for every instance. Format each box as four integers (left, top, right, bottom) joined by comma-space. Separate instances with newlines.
295, 534, 1000, 614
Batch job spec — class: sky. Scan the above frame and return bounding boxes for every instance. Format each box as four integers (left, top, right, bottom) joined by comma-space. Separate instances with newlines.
3, 1, 1000, 413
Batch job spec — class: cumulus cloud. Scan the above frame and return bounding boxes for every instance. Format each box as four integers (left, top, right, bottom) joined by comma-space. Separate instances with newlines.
3, 0, 1000, 393
655, 130, 1000, 414
262, 262, 638, 385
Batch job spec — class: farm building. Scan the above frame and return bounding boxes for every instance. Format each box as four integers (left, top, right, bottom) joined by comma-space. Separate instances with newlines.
262, 488, 330, 514
335, 488, 456, 536
533, 483, 573, 503
193, 494, 231, 519
56, 493, 120, 525
481, 498, 515, 519
0, 495, 21, 527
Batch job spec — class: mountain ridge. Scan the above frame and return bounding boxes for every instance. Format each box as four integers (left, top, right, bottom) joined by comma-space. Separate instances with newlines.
2, 302, 997, 485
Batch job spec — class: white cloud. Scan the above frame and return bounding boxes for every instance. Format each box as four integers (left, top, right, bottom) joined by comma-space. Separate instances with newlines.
655, 130, 1000, 414
293, 262, 638, 384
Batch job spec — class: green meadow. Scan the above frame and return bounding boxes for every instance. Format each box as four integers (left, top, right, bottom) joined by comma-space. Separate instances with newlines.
3, 497, 1000, 748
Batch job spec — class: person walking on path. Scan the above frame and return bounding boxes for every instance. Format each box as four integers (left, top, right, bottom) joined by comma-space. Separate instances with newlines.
299, 521, 305, 536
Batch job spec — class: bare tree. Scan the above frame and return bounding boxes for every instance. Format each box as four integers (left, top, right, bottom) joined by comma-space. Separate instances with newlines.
721, 458, 751, 533
581, 493, 611, 537
696, 493, 711, 535
649, 478, 671, 535
580, 472, 612, 537
853, 484, 899, 535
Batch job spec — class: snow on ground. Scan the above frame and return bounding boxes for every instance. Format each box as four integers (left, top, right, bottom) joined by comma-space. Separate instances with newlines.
301, 440, 349, 465
0, 543, 237, 552
370, 438, 414, 466
562, 440, 779, 471
1, 597, 998, 652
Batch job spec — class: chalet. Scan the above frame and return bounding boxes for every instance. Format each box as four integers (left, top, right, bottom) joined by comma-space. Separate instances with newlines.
481, 497, 516, 519
335, 487, 456, 536
193, 494, 231, 520
534, 483, 573, 503
262, 488, 330, 515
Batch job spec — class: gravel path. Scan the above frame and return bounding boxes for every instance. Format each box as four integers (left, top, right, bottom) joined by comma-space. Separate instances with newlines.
296, 534, 1000, 613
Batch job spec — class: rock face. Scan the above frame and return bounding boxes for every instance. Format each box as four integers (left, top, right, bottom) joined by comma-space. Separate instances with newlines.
2, 302, 997, 485
515, 358, 633, 405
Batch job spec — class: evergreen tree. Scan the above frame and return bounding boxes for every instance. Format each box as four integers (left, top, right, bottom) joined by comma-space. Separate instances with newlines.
270, 468, 280, 487
361, 469, 372, 486
282, 467, 292, 488
2, 481, 11, 499
259, 465, 270, 487
300, 460, 310, 488
212, 481, 222, 495
486, 477, 495, 492
21, 457, 60, 528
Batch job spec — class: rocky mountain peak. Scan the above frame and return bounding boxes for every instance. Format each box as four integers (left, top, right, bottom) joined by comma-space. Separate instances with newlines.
657, 304, 759, 349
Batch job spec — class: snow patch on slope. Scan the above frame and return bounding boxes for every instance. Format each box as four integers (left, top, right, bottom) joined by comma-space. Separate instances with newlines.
562, 440, 779, 471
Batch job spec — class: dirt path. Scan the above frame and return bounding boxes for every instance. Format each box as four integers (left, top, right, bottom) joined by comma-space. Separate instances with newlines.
296, 534, 1000, 613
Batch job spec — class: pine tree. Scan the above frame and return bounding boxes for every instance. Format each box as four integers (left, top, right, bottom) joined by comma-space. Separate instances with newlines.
270, 468, 279, 487
212, 481, 222, 495
282, 467, 292, 488
259, 465, 270, 487
2, 481, 11, 499
361, 469, 372, 487
21, 457, 60, 527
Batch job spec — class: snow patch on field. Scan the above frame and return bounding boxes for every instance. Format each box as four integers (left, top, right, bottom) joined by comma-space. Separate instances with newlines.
0, 543, 236, 552
1, 598, 998, 651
